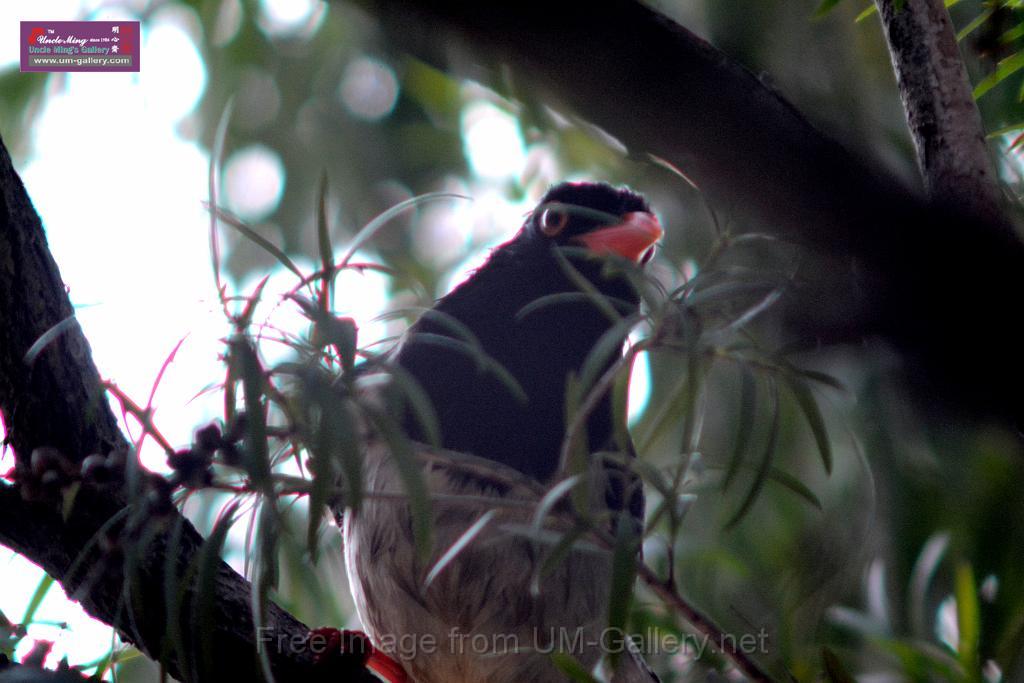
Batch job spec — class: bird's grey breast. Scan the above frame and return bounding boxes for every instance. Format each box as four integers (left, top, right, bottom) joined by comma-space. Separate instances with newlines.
343, 441, 615, 683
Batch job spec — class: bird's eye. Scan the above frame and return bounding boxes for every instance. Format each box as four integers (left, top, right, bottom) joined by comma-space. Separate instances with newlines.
539, 208, 569, 237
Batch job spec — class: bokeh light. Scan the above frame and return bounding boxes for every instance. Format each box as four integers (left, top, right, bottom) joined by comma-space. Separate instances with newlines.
137, 5, 207, 123
460, 102, 527, 180
339, 56, 400, 122
223, 144, 286, 221
257, 0, 326, 38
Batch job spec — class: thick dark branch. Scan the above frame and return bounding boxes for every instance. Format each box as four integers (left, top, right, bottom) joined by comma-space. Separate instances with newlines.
0, 133, 321, 681
875, 0, 1004, 225
354, 0, 1024, 427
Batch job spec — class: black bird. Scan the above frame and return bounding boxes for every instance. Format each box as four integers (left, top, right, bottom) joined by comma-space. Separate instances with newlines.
342, 182, 663, 683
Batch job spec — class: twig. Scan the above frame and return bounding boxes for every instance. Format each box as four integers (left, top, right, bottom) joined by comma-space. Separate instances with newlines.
634, 561, 773, 681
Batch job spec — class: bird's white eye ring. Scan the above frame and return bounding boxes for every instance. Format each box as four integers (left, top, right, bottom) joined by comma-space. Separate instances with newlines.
539, 208, 569, 236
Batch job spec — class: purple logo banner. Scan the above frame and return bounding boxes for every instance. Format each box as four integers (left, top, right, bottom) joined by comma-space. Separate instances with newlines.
21, 21, 140, 73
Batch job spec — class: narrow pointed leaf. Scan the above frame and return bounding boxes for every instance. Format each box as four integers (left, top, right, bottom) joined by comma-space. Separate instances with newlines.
211, 208, 303, 279
368, 408, 433, 560
423, 510, 497, 589
955, 561, 980, 668
316, 171, 333, 313
385, 364, 441, 447
973, 50, 1024, 100
784, 374, 833, 474
822, 647, 856, 683
768, 467, 822, 511
551, 652, 599, 682
531, 524, 589, 596
723, 366, 757, 490
606, 512, 639, 669
197, 503, 239, 681
24, 316, 79, 365
20, 575, 54, 626
340, 192, 466, 268
725, 380, 779, 529
813, 0, 844, 18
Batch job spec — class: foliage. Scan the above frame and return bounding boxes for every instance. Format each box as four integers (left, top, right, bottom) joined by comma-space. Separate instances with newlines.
2, 0, 1024, 681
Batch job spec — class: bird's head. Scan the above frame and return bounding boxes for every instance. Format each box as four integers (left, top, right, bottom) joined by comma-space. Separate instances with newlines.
526, 182, 663, 265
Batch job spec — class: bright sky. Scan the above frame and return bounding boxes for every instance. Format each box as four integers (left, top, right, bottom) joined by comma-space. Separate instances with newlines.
0, 0, 651, 673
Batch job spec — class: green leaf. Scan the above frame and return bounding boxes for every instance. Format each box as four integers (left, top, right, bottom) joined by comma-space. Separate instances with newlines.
768, 467, 823, 510
563, 374, 591, 514
516, 291, 635, 322
725, 380, 780, 529
20, 574, 54, 626
232, 337, 270, 488
257, 496, 280, 593
794, 368, 847, 392
530, 475, 582, 539
339, 192, 466, 268
723, 366, 757, 490
423, 510, 496, 588
909, 532, 951, 637
196, 503, 239, 681
955, 561, 980, 669
685, 280, 776, 308
822, 646, 857, 683
854, 5, 878, 22
611, 357, 632, 449
550, 652, 600, 682
956, 9, 994, 43
411, 333, 527, 404
531, 524, 589, 596
211, 207, 303, 280
367, 408, 433, 560
986, 121, 1024, 138
784, 373, 833, 474
162, 514, 189, 681
852, 0, 959, 22
331, 397, 365, 515
680, 352, 704, 455
61, 481, 81, 521
208, 99, 233, 307
630, 350, 704, 456
606, 512, 639, 669
814, 0, 845, 18
973, 50, 1024, 100
64, 506, 132, 597
552, 246, 624, 324
316, 171, 333, 313
384, 364, 441, 448
24, 316, 79, 365
251, 499, 278, 683
306, 415, 334, 562
576, 317, 636, 401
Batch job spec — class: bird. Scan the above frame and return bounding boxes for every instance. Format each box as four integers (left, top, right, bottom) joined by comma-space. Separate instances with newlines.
340, 181, 663, 683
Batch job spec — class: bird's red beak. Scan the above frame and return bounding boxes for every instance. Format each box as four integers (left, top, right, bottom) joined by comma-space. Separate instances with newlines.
573, 211, 663, 263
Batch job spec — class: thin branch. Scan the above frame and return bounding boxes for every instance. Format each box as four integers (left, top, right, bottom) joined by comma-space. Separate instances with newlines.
0, 133, 325, 682
874, 0, 1006, 224
634, 562, 772, 682
350, 0, 1024, 429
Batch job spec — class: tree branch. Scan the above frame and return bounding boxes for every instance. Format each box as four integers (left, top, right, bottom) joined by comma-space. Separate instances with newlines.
874, 0, 1005, 225
0, 132, 323, 682
352, 0, 1024, 428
